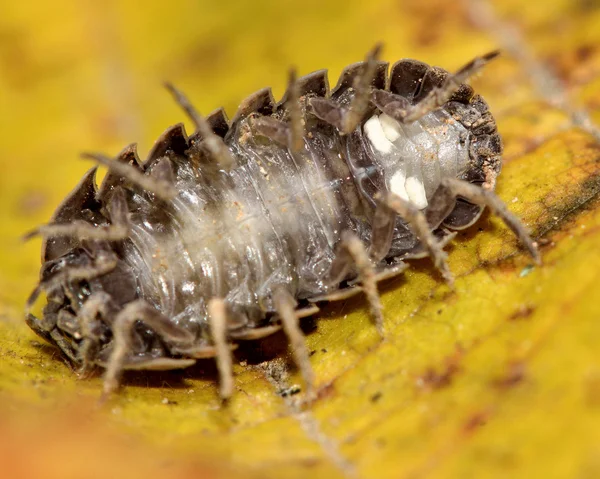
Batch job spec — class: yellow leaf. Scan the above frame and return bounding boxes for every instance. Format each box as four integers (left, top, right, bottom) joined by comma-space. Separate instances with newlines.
1, 1, 600, 478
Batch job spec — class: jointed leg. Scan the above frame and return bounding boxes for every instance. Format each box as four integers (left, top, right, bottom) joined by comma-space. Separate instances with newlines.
368, 196, 396, 263
440, 178, 540, 263
311, 44, 382, 134
77, 292, 113, 375
251, 68, 305, 152
23, 220, 129, 242
82, 152, 177, 200
373, 51, 500, 124
286, 68, 304, 153
23, 187, 131, 243
49, 328, 78, 363
342, 43, 383, 133
207, 298, 234, 400
273, 288, 315, 394
330, 231, 384, 334
377, 192, 453, 285
102, 299, 195, 400
164, 83, 235, 170
26, 251, 118, 313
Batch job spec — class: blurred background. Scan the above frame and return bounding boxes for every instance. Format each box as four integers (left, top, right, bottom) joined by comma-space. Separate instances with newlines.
1, 1, 600, 478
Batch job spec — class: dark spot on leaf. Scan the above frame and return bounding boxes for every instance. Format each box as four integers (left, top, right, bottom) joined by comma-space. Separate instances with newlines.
315, 383, 335, 401
575, 44, 595, 62
509, 304, 536, 321
418, 350, 462, 390
493, 362, 526, 390
370, 392, 382, 403
463, 411, 490, 435
578, 0, 600, 11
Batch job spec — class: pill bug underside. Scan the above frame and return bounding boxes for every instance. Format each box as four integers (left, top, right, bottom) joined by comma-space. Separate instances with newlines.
26, 50, 539, 398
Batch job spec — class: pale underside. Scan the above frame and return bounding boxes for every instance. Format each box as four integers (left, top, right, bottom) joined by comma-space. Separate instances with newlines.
123, 110, 470, 330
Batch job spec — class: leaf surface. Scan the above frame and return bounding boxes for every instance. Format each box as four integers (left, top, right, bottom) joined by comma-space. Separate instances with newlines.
1, 1, 599, 478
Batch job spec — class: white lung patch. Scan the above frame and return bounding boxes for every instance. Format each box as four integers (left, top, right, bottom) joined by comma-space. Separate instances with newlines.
364, 115, 394, 154
389, 170, 409, 202
405, 176, 428, 209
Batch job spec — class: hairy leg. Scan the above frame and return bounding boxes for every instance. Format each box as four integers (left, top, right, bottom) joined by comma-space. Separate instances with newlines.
26, 250, 118, 313
273, 288, 315, 395
373, 51, 500, 124
23, 187, 131, 242
76, 292, 113, 375
207, 298, 234, 400
251, 68, 305, 152
329, 231, 384, 334
439, 178, 540, 263
82, 152, 177, 200
377, 192, 453, 284
165, 82, 235, 170
101, 299, 195, 400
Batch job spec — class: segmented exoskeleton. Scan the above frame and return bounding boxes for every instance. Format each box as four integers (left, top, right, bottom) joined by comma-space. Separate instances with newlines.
26, 46, 540, 400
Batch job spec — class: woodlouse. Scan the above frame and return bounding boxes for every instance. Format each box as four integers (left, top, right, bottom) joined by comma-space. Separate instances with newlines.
25, 46, 540, 400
